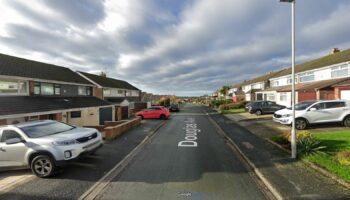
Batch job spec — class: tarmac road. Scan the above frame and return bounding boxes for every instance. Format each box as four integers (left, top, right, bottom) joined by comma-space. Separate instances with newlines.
97, 104, 267, 200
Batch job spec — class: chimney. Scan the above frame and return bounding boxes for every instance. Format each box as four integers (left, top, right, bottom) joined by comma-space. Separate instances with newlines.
330, 48, 340, 55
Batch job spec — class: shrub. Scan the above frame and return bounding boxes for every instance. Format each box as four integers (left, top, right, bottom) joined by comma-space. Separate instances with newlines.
283, 130, 313, 143
335, 151, 350, 166
297, 138, 327, 156
219, 101, 247, 111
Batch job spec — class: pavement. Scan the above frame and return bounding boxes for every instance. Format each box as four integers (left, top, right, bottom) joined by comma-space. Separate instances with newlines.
0, 119, 163, 200
207, 107, 350, 199
97, 104, 267, 200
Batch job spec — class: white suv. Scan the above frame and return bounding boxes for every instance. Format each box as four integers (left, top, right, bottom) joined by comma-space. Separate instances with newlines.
0, 120, 103, 177
273, 100, 350, 130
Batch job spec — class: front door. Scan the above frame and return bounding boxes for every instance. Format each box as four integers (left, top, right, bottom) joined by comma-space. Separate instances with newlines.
0, 130, 27, 168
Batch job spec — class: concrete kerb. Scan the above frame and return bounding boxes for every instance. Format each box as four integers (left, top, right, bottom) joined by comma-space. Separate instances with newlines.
206, 113, 282, 200
78, 120, 167, 200
265, 138, 350, 190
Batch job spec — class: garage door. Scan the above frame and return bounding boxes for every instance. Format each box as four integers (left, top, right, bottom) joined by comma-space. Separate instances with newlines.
341, 90, 350, 100
99, 107, 113, 125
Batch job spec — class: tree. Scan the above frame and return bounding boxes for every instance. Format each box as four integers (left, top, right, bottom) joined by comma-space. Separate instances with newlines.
219, 86, 230, 96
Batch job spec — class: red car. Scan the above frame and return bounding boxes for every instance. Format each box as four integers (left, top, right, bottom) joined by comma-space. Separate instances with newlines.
136, 106, 170, 120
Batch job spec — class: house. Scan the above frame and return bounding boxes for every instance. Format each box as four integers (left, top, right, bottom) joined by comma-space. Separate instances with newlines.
256, 48, 350, 107
0, 53, 114, 126
333, 79, 350, 100
228, 82, 245, 102
241, 70, 285, 101
77, 71, 141, 120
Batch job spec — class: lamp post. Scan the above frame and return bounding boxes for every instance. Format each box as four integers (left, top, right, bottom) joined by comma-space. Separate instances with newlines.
280, 0, 297, 158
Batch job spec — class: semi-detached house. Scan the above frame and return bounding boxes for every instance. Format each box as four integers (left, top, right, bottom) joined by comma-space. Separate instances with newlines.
77, 72, 141, 120
0, 53, 114, 126
256, 48, 350, 107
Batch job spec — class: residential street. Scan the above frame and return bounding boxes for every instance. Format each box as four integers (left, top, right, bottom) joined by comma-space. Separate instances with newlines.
97, 104, 267, 200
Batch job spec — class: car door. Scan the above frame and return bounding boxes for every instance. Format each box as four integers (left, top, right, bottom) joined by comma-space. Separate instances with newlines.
152, 107, 162, 118
0, 129, 27, 167
143, 108, 154, 118
323, 102, 347, 122
267, 101, 280, 113
305, 103, 328, 123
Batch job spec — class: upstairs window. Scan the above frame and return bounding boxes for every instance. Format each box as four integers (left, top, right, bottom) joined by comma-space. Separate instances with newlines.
40, 83, 54, 95
54, 84, 61, 95
271, 80, 279, 87
131, 90, 139, 96
0, 79, 28, 95
299, 72, 314, 83
287, 76, 298, 85
78, 86, 91, 96
331, 64, 349, 78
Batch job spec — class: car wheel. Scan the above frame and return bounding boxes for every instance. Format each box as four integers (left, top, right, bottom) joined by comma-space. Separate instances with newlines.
31, 155, 56, 178
256, 110, 262, 115
343, 116, 350, 127
160, 114, 166, 120
295, 118, 307, 130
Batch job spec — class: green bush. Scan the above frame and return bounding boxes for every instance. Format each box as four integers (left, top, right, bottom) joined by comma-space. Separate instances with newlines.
297, 138, 327, 156
219, 101, 247, 111
283, 130, 314, 143
211, 100, 231, 108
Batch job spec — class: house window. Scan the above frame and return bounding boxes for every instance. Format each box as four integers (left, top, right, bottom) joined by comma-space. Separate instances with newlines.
299, 72, 314, 83
70, 111, 81, 118
331, 64, 348, 78
131, 90, 139, 96
103, 89, 111, 96
126, 90, 132, 96
78, 86, 90, 96
0, 79, 28, 95
54, 84, 61, 95
267, 94, 275, 101
34, 83, 41, 95
280, 93, 287, 101
40, 83, 54, 95
271, 80, 279, 87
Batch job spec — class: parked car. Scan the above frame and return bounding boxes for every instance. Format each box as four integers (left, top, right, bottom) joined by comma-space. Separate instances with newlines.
168, 103, 180, 112
0, 120, 103, 178
245, 101, 286, 115
273, 100, 350, 130
136, 106, 170, 120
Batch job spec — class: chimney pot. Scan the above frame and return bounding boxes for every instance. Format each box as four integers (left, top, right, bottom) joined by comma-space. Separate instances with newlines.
330, 48, 340, 54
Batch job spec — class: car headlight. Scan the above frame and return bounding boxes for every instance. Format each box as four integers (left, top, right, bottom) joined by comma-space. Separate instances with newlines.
53, 139, 77, 146
282, 114, 291, 117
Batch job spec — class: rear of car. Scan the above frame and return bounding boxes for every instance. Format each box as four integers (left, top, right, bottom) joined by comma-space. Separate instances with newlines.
169, 104, 180, 112
0, 120, 103, 178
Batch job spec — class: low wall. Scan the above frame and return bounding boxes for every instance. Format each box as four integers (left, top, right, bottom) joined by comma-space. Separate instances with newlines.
84, 125, 105, 132
104, 117, 141, 140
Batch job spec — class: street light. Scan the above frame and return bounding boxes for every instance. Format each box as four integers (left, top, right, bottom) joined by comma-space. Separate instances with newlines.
280, 0, 297, 158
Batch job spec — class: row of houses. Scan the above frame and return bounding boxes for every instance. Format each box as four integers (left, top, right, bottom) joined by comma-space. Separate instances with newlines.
0, 53, 144, 126
214, 48, 350, 107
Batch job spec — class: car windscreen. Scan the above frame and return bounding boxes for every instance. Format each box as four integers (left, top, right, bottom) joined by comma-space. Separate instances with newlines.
288, 101, 316, 111
20, 122, 75, 138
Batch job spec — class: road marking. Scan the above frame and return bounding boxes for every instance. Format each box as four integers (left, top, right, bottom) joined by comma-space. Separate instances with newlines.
178, 118, 200, 147
79, 120, 167, 200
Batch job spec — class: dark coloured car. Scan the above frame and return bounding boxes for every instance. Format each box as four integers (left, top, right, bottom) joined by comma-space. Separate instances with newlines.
246, 101, 285, 115
168, 104, 180, 112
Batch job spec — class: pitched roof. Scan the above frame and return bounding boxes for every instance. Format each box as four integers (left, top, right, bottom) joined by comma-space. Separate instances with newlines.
332, 78, 350, 87
78, 71, 140, 91
242, 69, 286, 85
276, 49, 350, 77
0, 53, 91, 85
0, 96, 112, 117
277, 78, 349, 92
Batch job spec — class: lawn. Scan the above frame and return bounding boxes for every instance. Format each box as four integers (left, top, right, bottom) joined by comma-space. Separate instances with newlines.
221, 108, 246, 114
304, 131, 350, 182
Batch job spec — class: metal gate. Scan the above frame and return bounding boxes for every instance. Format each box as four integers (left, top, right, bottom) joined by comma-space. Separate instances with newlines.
99, 107, 113, 125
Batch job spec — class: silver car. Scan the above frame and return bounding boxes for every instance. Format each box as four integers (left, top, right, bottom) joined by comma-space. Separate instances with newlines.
0, 120, 103, 177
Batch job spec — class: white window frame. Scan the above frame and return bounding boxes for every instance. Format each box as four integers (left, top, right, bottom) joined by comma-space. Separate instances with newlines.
0, 79, 29, 96
280, 93, 288, 101
331, 64, 349, 78
299, 72, 315, 83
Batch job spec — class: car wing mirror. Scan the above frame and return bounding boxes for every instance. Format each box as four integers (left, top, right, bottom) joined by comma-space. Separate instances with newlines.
5, 138, 23, 145
309, 108, 317, 111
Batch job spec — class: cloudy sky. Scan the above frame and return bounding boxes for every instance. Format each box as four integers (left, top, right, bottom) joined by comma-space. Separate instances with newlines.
0, 0, 350, 96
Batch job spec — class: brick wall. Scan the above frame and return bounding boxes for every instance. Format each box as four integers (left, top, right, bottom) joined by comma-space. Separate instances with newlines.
334, 86, 350, 99
298, 90, 317, 102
